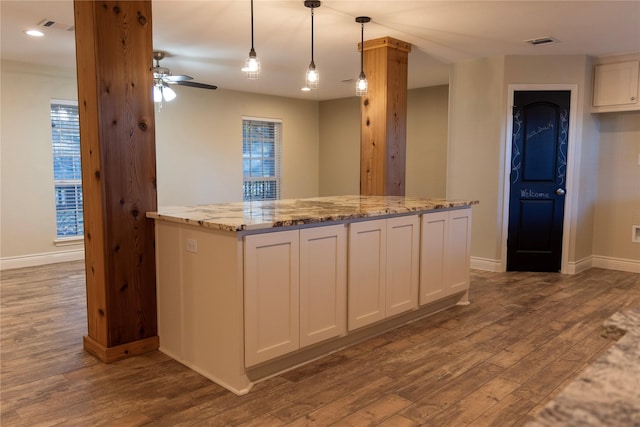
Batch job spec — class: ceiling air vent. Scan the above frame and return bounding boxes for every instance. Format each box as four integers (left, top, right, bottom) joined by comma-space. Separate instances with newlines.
38, 18, 75, 32
525, 36, 557, 46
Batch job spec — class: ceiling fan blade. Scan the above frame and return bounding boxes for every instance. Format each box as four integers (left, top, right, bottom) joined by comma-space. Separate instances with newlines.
163, 74, 193, 82
177, 81, 218, 90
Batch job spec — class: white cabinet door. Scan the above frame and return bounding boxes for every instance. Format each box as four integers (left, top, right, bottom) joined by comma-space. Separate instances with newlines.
420, 208, 472, 305
244, 230, 300, 367
299, 225, 347, 348
348, 219, 387, 331
447, 209, 472, 295
386, 215, 420, 317
419, 211, 449, 305
593, 61, 639, 108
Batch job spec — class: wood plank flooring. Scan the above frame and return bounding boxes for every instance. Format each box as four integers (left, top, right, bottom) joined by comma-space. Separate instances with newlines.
1, 261, 639, 426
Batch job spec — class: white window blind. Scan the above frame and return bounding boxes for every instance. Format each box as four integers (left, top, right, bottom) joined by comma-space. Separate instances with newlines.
51, 100, 83, 238
242, 118, 282, 201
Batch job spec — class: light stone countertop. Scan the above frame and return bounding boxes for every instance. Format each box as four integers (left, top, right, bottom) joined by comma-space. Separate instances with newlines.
146, 195, 478, 232
527, 307, 640, 426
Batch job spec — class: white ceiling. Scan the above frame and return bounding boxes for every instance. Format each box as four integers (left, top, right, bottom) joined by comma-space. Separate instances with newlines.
2, 1, 639, 100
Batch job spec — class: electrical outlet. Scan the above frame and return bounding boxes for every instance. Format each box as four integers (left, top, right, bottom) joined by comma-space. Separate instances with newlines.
185, 238, 198, 253
633, 225, 640, 244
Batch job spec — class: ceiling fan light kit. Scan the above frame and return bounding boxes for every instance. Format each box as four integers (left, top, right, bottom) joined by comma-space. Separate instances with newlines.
152, 50, 217, 104
154, 84, 176, 103
355, 16, 371, 96
242, 0, 260, 79
304, 0, 321, 90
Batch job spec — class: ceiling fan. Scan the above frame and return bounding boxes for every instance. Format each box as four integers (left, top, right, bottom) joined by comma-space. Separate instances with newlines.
153, 51, 217, 103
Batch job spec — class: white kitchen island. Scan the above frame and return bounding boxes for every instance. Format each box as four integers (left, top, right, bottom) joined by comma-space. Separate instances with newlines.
147, 195, 478, 395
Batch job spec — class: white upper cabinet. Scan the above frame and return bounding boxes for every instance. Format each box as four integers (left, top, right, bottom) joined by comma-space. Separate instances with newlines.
592, 60, 640, 112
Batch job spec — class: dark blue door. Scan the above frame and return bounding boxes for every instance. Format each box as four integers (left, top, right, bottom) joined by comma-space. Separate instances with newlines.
508, 91, 570, 272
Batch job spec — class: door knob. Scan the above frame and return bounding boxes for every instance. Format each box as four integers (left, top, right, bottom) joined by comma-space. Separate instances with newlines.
556, 188, 566, 196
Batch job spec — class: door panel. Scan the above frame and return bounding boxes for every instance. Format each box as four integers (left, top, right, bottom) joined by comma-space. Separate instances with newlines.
522, 104, 560, 181
244, 231, 300, 367
419, 212, 448, 305
518, 200, 554, 250
348, 219, 386, 331
448, 210, 472, 293
299, 225, 347, 347
508, 90, 570, 272
386, 216, 419, 317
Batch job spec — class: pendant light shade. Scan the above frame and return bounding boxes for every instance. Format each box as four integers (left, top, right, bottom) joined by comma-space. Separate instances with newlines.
242, 0, 260, 79
304, 0, 321, 90
355, 16, 371, 96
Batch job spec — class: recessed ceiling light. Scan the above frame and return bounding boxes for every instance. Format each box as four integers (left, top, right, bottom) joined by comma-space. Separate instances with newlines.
25, 29, 44, 37
301, 87, 311, 92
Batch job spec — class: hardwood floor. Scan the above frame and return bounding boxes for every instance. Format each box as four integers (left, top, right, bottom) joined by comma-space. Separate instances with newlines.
1, 261, 639, 426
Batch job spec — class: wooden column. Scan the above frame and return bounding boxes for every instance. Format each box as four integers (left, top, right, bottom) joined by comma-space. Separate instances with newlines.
74, 0, 158, 363
360, 37, 411, 196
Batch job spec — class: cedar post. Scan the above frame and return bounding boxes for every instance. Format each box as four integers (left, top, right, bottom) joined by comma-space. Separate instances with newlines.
359, 37, 411, 196
73, 0, 159, 362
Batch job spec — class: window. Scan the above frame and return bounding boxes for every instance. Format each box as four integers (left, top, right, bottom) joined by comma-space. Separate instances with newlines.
242, 118, 282, 201
51, 100, 83, 239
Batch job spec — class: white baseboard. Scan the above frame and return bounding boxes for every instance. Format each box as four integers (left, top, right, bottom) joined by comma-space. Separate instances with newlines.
591, 255, 640, 274
470, 257, 504, 272
0, 248, 85, 271
564, 256, 593, 274
472, 255, 638, 275
2, 249, 636, 275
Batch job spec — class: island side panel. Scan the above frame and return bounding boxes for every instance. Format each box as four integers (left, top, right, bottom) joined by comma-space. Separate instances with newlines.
155, 222, 183, 359
155, 221, 252, 395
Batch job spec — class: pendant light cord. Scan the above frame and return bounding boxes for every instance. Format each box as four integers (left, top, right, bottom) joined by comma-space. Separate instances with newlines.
310, 7, 315, 67
360, 22, 364, 74
250, 0, 255, 52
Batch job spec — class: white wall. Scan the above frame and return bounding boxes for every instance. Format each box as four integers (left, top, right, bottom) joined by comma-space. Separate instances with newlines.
3, 57, 637, 272
503, 55, 600, 267
593, 111, 640, 263
318, 86, 449, 198
406, 85, 449, 198
0, 61, 82, 266
155, 87, 319, 205
446, 53, 640, 272
318, 97, 360, 196
0, 60, 320, 268
447, 56, 506, 263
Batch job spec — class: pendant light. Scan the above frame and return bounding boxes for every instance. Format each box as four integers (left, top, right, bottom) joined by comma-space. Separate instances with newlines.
242, 0, 260, 78
355, 16, 370, 96
304, 0, 321, 89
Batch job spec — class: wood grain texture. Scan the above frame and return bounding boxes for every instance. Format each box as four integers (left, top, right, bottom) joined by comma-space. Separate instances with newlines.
360, 37, 411, 196
1, 261, 638, 426
73, 0, 158, 352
